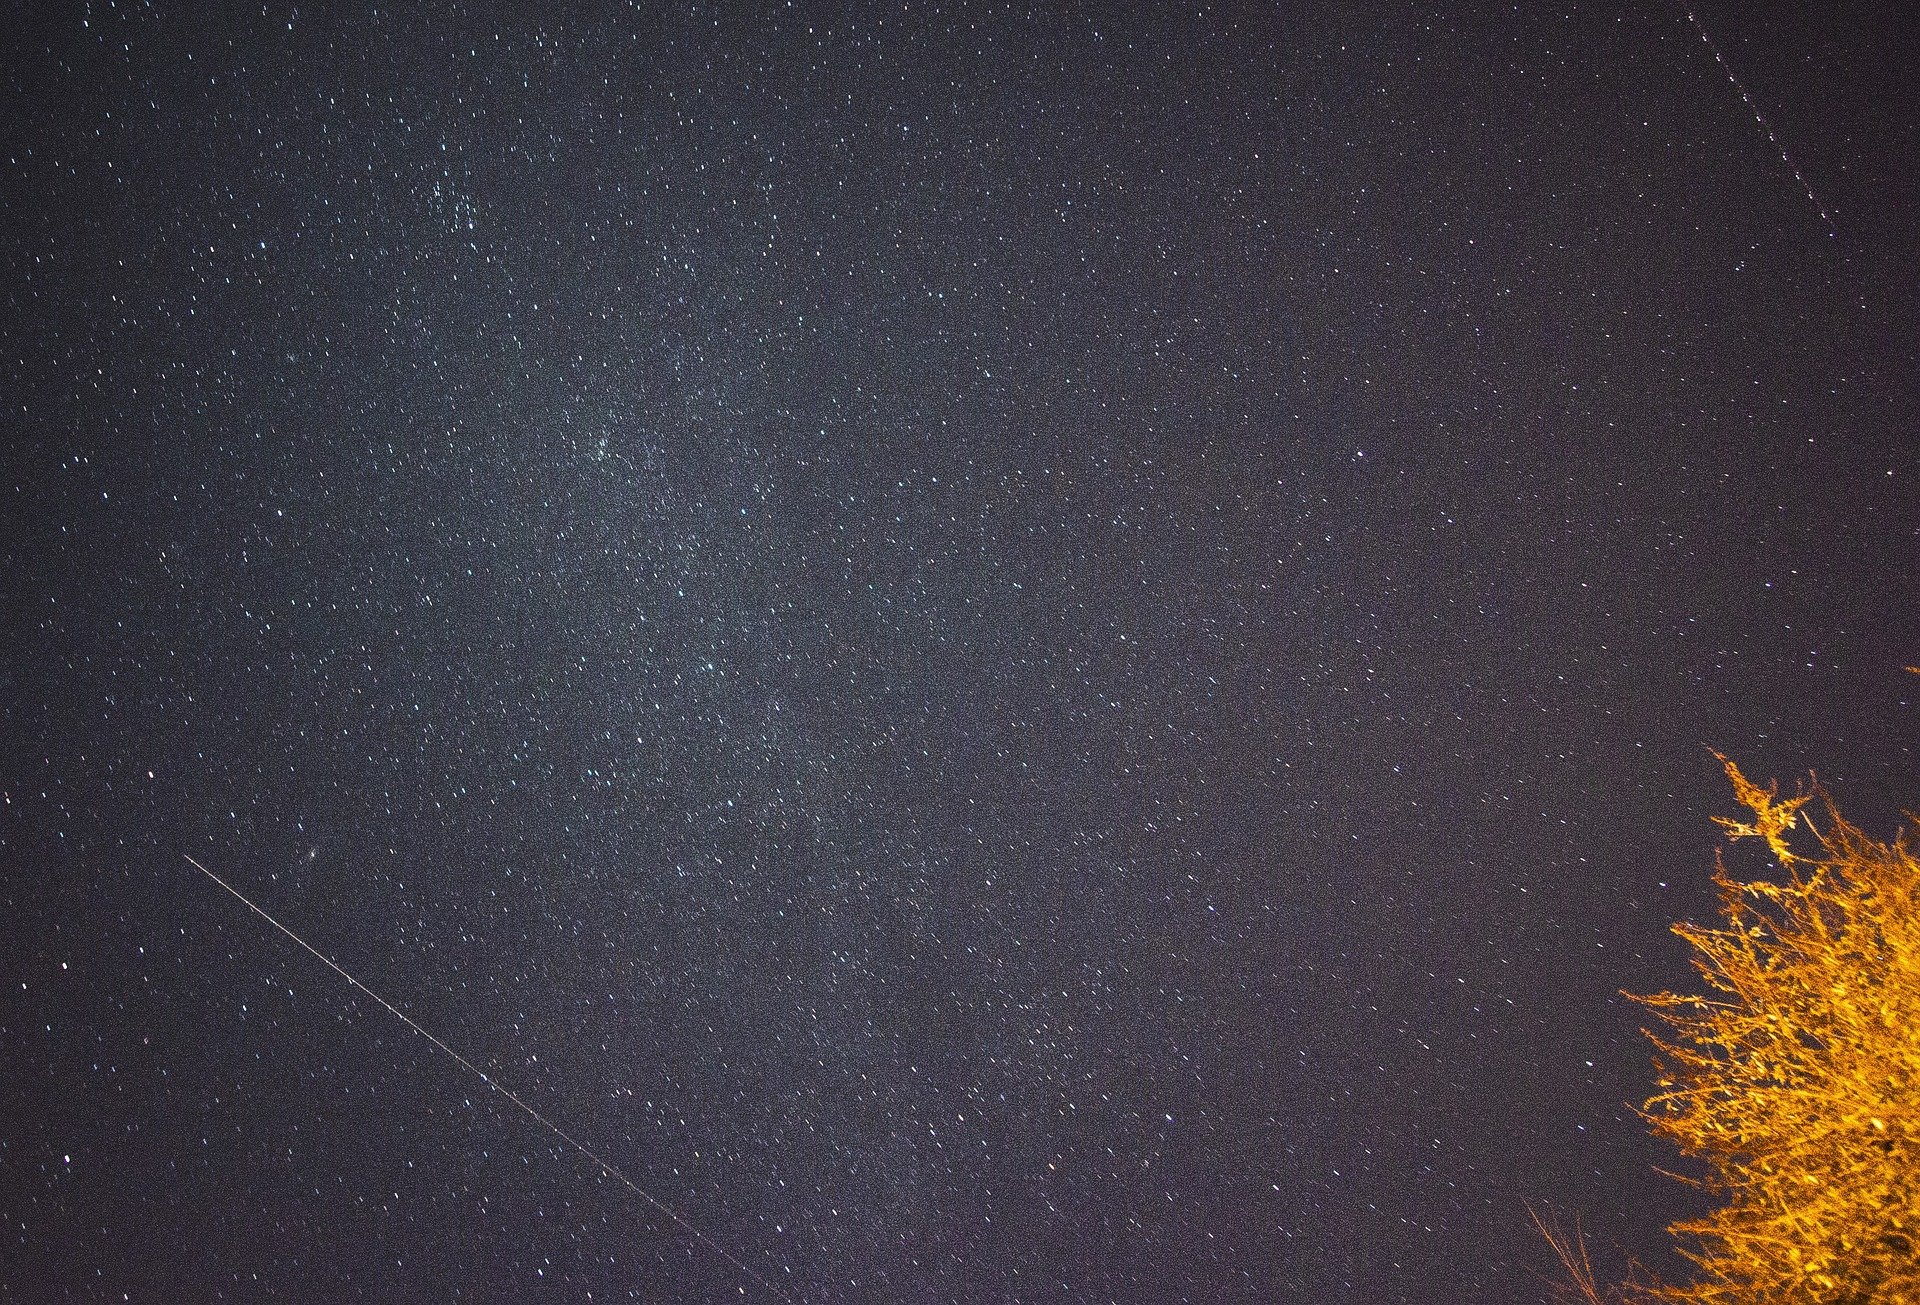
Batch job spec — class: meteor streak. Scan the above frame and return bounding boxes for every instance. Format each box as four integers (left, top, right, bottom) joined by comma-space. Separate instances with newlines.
184, 854, 793, 1303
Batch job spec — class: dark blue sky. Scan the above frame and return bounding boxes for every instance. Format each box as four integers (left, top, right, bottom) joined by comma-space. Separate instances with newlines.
3, 3, 1917, 1301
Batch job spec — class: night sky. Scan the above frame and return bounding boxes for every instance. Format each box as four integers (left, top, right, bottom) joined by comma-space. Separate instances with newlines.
4, 4, 1918, 1302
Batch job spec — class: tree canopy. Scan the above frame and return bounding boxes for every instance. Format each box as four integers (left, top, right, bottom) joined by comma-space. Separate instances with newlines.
1594, 757, 1919, 1302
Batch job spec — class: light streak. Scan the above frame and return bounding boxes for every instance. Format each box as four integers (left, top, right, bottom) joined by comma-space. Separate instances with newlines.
184, 854, 794, 1303
1683, 7, 1835, 236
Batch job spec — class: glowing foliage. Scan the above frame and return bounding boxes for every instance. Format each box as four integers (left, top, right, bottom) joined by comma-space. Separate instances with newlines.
1630, 757, 1920, 1302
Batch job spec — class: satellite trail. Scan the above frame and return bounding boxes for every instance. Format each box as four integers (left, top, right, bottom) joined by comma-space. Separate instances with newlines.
1683, 7, 1835, 235
184, 854, 793, 1303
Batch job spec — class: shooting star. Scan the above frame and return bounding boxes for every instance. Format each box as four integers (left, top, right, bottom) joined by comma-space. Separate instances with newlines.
184, 853, 793, 1303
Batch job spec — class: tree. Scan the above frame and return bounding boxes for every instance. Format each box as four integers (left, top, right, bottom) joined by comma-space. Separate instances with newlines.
1556, 757, 1919, 1302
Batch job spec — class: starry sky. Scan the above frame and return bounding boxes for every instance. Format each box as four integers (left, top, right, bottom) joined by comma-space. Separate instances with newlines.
3, 3, 1918, 1302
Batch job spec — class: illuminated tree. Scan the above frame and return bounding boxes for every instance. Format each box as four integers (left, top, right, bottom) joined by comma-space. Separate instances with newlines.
1613, 755, 1920, 1302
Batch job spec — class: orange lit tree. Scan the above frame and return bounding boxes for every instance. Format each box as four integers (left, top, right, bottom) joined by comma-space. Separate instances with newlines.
1566, 756, 1920, 1302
